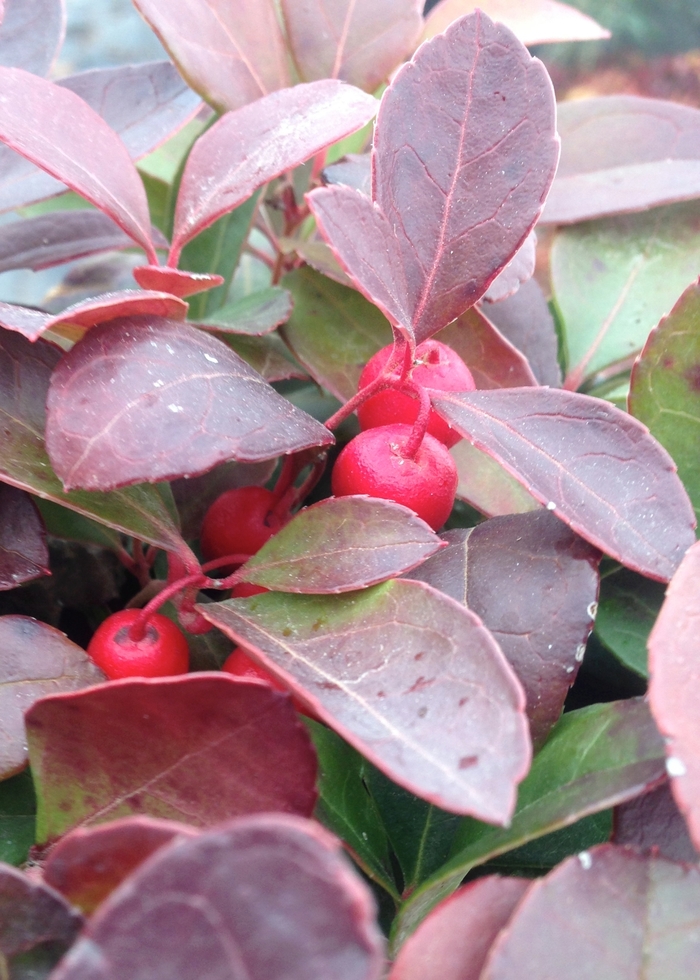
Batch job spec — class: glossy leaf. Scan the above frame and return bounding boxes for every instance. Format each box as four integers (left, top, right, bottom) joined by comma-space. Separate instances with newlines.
43, 816, 199, 914
482, 232, 536, 304
481, 846, 700, 979
422, 0, 610, 45
394, 698, 667, 948
629, 279, 700, 523
132, 0, 290, 114
0, 0, 64, 76
282, 0, 422, 92
200, 580, 531, 822
240, 496, 443, 593
0, 615, 105, 779
436, 309, 538, 390
542, 96, 700, 224
648, 539, 700, 850
432, 387, 696, 581
201, 287, 293, 336
451, 440, 541, 518
26, 674, 318, 844
408, 512, 600, 746
50, 815, 385, 980
596, 568, 664, 678
0, 484, 48, 589
132, 265, 224, 298
170, 80, 378, 262
46, 316, 333, 491
613, 782, 698, 864
552, 201, 700, 389
389, 876, 531, 980
0, 68, 157, 262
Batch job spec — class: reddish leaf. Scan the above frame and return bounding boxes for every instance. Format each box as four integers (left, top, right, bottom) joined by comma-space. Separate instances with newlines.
436, 309, 538, 390
322, 152, 372, 194
50, 815, 385, 980
613, 782, 699, 864
482, 232, 536, 304
422, 0, 610, 46
239, 496, 443, 593
200, 580, 531, 822
0, 0, 64, 76
542, 96, 700, 225
408, 513, 600, 746
45, 316, 332, 491
170, 80, 377, 263
0, 863, 82, 967
0, 484, 48, 589
0, 615, 105, 779
389, 876, 531, 980
26, 674, 318, 844
133, 0, 290, 113
432, 388, 696, 581
133, 265, 224, 298
43, 817, 199, 914
282, 0, 422, 92
648, 540, 700, 850
481, 845, 700, 979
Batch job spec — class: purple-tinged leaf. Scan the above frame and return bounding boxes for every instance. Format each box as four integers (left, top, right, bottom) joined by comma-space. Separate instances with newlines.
51, 815, 385, 980
133, 0, 290, 114
43, 817, 199, 914
169, 80, 378, 263
648, 540, 700, 851
481, 846, 700, 980
452, 440, 541, 517
295, 239, 355, 287
239, 496, 443, 593
436, 310, 538, 390
132, 265, 223, 298
172, 459, 276, 540
282, 0, 422, 92
0, 484, 48, 589
482, 232, 536, 304
322, 152, 371, 194
542, 96, 700, 224
200, 580, 531, 822
408, 513, 600, 746
422, 0, 610, 45
0, 69, 157, 262
0, 0, 65, 76
0, 863, 82, 970
200, 287, 293, 337
613, 782, 699, 864
389, 876, 531, 980
45, 316, 332, 491
26, 674, 318, 843
478, 278, 562, 388
432, 387, 696, 581
0, 615, 105, 779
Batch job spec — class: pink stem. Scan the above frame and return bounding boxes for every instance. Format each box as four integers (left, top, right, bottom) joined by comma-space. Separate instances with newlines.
398, 381, 431, 460
128, 573, 207, 641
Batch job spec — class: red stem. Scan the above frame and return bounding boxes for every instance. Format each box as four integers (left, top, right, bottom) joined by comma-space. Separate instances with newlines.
324, 335, 413, 432
128, 573, 207, 641
399, 381, 432, 460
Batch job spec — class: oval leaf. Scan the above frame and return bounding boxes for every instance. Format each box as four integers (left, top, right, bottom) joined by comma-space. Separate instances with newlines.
436, 309, 538, 390
0, 484, 48, 589
50, 815, 385, 980
0, 0, 65, 76
432, 387, 696, 581
45, 316, 333, 491
200, 287, 293, 337
200, 580, 531, 822
132, 265, 224, 298
422, 0, 610, 45
26, 674, 318, 844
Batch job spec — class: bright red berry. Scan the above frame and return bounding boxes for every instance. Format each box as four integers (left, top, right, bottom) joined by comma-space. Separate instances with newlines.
357, 339, 475, 448
87, 609, 190, 680
200, 486, 282, 567
331, 423, 458, 531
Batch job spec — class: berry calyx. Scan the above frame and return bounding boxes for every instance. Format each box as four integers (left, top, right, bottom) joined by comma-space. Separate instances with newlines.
200, 486, 282, 569
357, 339, 475, 448
87, 609, 190, 680
331, 424, 458, 531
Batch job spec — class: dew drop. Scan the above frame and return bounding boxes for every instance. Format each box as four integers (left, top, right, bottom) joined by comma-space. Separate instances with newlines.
578, 851, 592, 870
666, 756, 687, 777
587, 601, 598, 619
546, 501, 556, 511
575, 644, 586, 662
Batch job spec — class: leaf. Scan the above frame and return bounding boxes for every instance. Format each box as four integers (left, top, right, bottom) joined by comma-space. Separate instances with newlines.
201, 287, 293, 336
393, 698, 667, 948
34, 498, 124, 553
389, 876, 531, 980
435, 309, 538, 390
613, 782, 698, 863
422, 0, 610, 45
407, 512, 600, 747
648, 539, 700, 851
239, 496, 443, 593
309, 11, 558, 342
169, 80, 378, 263
43, 816, 199, 914
596, 567, 664, 678
132, 0, 290, 114
282, 0, 422, 93
281, 266, 391, 402
200, 580, 531, 822
45, 316, 333, 491
132, 265, 224, 299
26, 674, 318, 844
49, 815, 385, 980
551, 202, 700, 389
0, 484, 48, 589
482, 231, 536, 304
322, 152, 372, 194
431, 387, 696, 582
542, 96, 700, 224
481, 846, 700, 980
0, 770, 36, 867
629, 279, 700, 524
451, 440, 540, 518
0, 615, 105, 780
0, 0, 65, 76
223, 331, 309, 383
0, 68, 157, 262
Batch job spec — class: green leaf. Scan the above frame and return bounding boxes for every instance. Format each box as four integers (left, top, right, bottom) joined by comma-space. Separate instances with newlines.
481, 810, 612, 877
0, 771, 36, 866
451, 439, 540, 518
34, 498, 124, 553
200, 287, 293, 335
595, 567, 665, 678
552, 201, 700, 387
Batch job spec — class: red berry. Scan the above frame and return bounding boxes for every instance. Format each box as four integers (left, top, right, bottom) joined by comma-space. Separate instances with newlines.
87, 609, 190, 680
200, 486, 282, 567
357, 340, 475, 448
331, 424, 458, 531
222, 647, 319, 721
